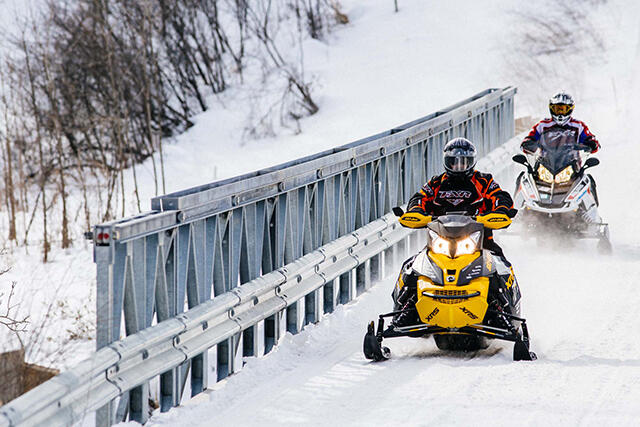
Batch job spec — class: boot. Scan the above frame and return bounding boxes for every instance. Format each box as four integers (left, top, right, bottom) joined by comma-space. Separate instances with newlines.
392, 289, 418, 327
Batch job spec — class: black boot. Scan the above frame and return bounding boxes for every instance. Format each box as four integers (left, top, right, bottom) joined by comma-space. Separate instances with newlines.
392, 288, 418, 327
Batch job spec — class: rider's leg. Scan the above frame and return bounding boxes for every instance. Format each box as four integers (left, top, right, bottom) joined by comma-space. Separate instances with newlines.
392, 274, 419, 327
390, 256, 420, 327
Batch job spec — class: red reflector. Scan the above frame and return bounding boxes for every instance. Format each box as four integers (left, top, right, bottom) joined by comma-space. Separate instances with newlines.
97, 233, 104, 241
103, 233, 110, 240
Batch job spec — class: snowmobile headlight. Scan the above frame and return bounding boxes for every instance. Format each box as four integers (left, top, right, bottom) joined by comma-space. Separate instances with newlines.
455, 231, 481, 257
554, 166, 573, 183
537, 165, 554, 183
428, 230, 450, 256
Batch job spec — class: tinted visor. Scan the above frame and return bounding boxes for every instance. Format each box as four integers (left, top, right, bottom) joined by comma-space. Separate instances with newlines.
444, 155, 474, 172
549, 103, 574, 115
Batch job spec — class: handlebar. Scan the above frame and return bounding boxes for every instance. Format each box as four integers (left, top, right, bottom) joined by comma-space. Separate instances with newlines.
394, 207, 513, 230
393, 207, 476, 220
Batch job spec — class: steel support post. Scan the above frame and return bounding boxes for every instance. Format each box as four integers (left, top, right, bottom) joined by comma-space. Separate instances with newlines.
286, 299, 305, 334
396, 238, 407, 267
323, 277, 339, 313
95, 244, 115, 427
370, 253, 383, 284
355, 259, 370, 296
129, 384, 149, 423
383, 246, 395, 279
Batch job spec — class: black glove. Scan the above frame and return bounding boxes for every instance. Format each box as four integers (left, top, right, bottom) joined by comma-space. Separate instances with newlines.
521, 140, 539, 154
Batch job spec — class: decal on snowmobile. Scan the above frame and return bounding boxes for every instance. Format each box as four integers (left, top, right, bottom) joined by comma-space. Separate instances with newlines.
425, 307, 439, 322
460, 306, 478, 320
506, 272, 515, 288
464, 262, 483, 281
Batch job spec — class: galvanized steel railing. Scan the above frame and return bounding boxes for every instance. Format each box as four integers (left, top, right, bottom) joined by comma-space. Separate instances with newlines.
0, 87, 516, 427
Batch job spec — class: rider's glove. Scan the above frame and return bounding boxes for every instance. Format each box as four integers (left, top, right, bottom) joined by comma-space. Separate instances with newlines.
399, 212, 432, 228
476, 212, 512, 229
521, 140, 539, 154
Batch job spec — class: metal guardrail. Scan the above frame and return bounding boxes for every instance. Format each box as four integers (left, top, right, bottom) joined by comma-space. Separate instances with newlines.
0, 212, 414, 427
0, 87, 516, 427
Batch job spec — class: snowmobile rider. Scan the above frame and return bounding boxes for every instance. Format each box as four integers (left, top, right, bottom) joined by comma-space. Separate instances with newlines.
392, 137, 517, 327
405, 137, 516, 261
521, 92, 600, 154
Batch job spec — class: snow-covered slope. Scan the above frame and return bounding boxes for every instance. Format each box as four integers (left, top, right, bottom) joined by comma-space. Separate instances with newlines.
131, 0, 520, 203
108, 0, 640, 426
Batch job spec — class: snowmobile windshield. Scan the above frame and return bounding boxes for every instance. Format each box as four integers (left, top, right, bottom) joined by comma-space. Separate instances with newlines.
535, 130, 583, 175
427, 214, 483, 240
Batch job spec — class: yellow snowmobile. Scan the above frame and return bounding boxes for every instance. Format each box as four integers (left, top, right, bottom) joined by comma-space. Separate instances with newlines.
363, 208, 536, 361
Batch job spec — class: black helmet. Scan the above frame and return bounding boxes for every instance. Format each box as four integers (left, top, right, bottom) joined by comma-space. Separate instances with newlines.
549, 92, 575, 125
443, 138, 476, 176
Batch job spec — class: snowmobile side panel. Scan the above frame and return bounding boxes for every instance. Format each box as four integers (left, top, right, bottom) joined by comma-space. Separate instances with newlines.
410, 250, 441, 283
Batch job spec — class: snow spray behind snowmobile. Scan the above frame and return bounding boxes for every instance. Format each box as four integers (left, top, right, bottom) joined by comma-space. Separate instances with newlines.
363, 208, 536, 362
512, 131, 611, 252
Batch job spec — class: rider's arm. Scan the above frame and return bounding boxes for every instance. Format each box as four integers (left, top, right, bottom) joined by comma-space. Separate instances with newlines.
484, 176, 517, 218
577, 121, 600, 153
407, 177, 438, 214
475, 175, 517, 229
521, 122, 541, 154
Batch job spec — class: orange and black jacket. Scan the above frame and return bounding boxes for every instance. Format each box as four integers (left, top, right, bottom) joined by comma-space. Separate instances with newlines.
407, 171, 516, 218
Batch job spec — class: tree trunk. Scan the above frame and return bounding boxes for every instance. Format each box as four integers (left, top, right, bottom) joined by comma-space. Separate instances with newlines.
23, 40, 49, 262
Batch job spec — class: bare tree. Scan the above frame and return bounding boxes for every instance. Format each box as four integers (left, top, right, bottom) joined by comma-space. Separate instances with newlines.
0, 66, 17, 243
0, 280, 29, 338
0, 0, 340, 257
21, 35, 50, 262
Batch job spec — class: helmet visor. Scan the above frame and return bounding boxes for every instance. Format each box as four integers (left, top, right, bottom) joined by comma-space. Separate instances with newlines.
549, 103, 574, 115
444, 155, 474, 172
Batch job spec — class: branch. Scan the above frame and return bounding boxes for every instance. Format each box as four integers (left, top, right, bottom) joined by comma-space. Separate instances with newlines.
0, 281, 30, 334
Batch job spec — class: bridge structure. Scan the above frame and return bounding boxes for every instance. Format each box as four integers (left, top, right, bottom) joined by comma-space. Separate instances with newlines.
0, 87, 516, 427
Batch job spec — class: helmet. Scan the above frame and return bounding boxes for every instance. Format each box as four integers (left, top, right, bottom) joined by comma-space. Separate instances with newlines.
549, 92, 575, 125
443, 137, 477, 177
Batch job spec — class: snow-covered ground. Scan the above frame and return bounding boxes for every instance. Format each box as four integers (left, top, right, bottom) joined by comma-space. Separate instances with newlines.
4, 0, 640, 424
121, 240, 640, 427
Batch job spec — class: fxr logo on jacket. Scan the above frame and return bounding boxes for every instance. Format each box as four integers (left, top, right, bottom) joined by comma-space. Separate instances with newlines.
437, 190, 473, 206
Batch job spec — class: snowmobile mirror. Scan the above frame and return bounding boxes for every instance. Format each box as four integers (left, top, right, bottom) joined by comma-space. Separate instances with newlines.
512, 154, 528, 165
392, 207, 405, 217
583, 157, 600, 169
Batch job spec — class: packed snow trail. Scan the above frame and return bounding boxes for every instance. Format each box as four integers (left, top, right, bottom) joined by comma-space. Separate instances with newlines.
127, 228, 640, 427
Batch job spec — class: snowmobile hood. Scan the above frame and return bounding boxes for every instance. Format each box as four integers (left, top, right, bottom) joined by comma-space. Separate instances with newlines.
427, 215, 483, 240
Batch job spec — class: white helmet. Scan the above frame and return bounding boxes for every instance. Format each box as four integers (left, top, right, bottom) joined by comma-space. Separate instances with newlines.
549, 92, 575, 125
